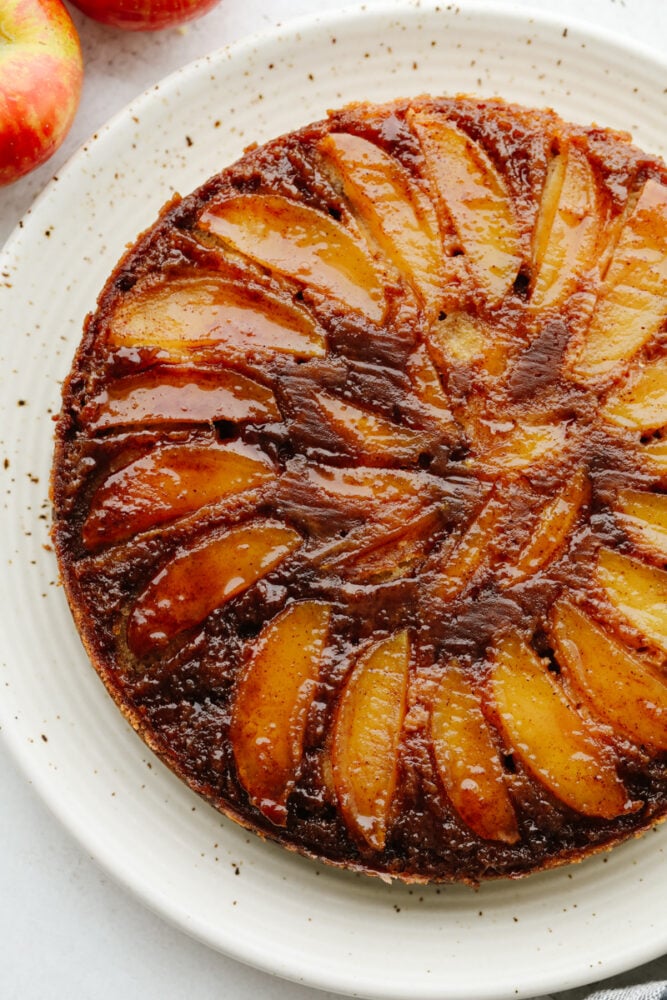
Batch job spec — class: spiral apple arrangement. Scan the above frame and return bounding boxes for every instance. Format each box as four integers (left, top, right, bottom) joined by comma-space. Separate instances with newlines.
52, 96, 667, 882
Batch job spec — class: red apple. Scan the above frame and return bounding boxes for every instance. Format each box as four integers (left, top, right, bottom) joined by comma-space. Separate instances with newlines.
68, 0, 221, 31
0, 0, 83, 186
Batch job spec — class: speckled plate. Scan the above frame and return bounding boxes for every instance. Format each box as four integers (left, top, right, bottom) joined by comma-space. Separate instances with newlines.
2, 3, 667, 998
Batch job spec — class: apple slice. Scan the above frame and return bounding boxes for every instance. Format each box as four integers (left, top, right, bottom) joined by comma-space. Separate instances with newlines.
332, 630, 410, 850
330, 508, 441, 584
489, 633, 629, 818
570, 179, 667, 379
85, 369, 280, 431
277, 463, 432, 542
318, 131, 444, 308
642, 437, 667, 475
303, 464, 425, 512
82, 441, 275, 551
127, 520, 302, 656
282, 463, 436, 546
616, 489, 667, 559
436, 491, 506, 601
410, 112, 521, 303
406, 344, 454, 424
431, 662, 519, 843
505, 468, 589, 584
485, 421, 567, 471
313, 389, 426, 461
109, 275, 325, 360
597, 547, 667, 654
550, 599, 667, 750
530, 144, 601, 310
230, 600, 331, 826
199, 195, 385, 322
601, 357, 667, 432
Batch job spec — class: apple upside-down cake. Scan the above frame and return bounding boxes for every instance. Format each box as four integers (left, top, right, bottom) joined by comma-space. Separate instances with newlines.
52, 96, 667, 883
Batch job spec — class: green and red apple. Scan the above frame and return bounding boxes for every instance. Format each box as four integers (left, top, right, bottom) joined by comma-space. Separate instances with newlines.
0, 0, 83, 185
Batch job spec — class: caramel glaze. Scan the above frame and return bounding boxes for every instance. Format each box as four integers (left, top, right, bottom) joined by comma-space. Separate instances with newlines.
53, 97, 667, 882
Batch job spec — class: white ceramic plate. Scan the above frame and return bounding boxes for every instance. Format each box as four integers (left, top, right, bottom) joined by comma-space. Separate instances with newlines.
2, 3, 667, 998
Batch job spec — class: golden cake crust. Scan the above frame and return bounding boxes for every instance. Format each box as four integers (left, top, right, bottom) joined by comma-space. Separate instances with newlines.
52, 96, 667, 883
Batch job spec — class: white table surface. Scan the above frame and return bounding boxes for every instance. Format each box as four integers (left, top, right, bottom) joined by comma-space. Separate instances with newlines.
3, 0, 667, 997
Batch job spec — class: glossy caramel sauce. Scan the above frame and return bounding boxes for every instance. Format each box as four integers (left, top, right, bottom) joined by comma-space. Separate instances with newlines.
52, 97, 667, 882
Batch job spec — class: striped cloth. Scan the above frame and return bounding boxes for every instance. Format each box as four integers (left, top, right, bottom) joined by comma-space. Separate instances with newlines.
587, 986, 667, 1000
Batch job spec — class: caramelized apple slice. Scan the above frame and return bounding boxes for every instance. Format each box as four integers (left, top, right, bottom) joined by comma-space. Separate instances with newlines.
230, 601, 331, 826
127, 520, 302, 656
431, 662, 519, 843
616, 489, 667, 559
505, 469, 589, 584
531, 145, 601, 310
332, 631, 410, 850
410, 112, 521, 303
550, 600, 667, 750
485, 421, 567, 471
304, 464, 426, 512
570, 180, 667, 379
277, 463, 436, 542
436, 491, 505, 600
82, 442, 275, 551
406, 344, 455, 424
86, 369, 279, 431
200, 195, 385, 321
489, 633, 628, 817
602, 357, 667, 432
318, 132, 444, 307
109, 275, 325, 360
330, 508, 441, 584
597, 548, 667, 654
313, 390, 426, 461
642, 437, 667, 475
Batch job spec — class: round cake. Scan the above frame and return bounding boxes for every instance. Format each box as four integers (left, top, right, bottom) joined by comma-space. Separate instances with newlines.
52, 96, 667, 883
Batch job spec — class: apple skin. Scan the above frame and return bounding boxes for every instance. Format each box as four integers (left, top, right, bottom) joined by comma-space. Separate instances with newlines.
0, 0, 83, 186
68, 0, 221, 31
